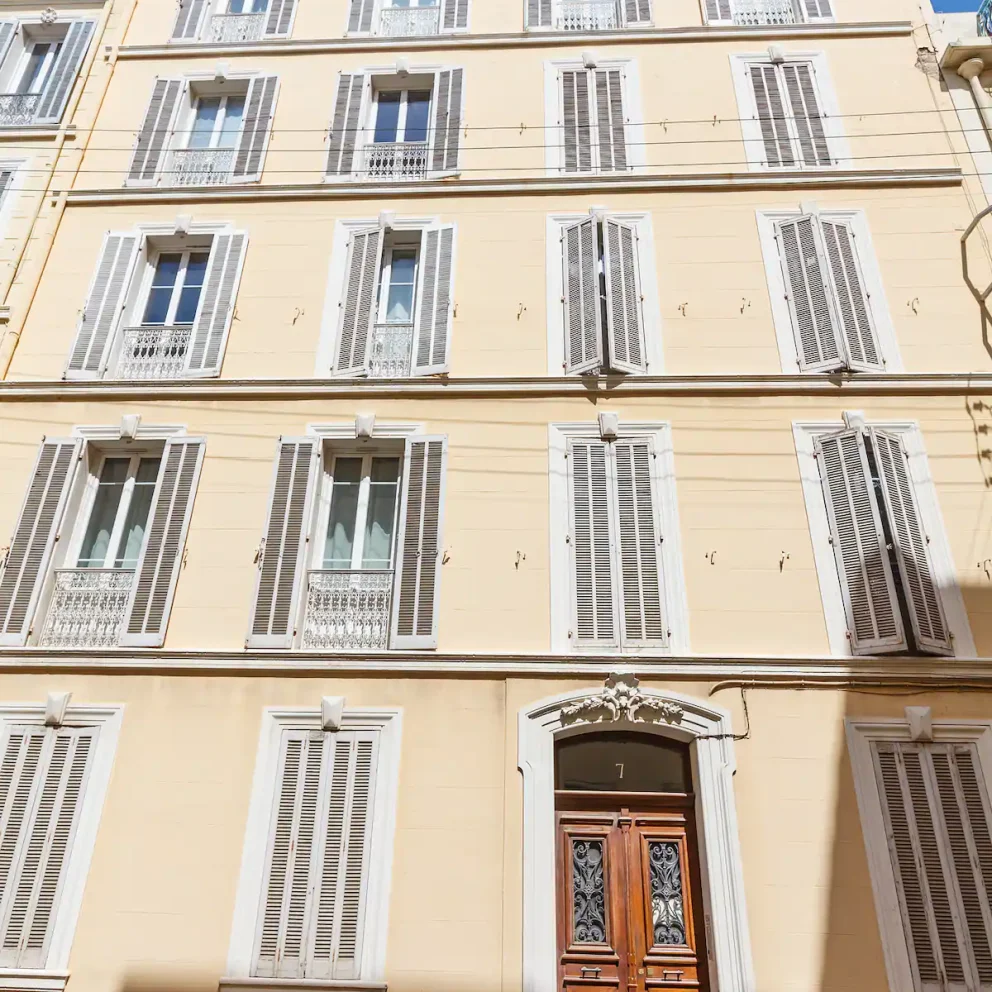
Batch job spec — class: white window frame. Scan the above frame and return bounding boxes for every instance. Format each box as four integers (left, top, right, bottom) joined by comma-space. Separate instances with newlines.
350, 0, 463, 37
846, 715, 992, 992
224, 704, 402, 984
0, 21, 67, 96
186, 90, 246, 151
135, 247, 210, 327
369, 85, 432, 145
378, 242, 420, 325
13, 37, 61, 96
542, 58, 646, 175
545, 211, 664, 376
730, 51, 848, 172
793, 419, 975, 659
548, 421, 689, 655
756, 206, 901, 373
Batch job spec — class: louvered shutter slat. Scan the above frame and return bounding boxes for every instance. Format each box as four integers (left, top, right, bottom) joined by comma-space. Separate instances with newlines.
703, 0, 733, 21
412, 225, 454, 376
430, 69, 462, 174
347, 0, 376, 32
326, 75, 365, 177
442, 0, 469, 30
562, 71, 592, 174
0, 730, 45, 914
334, 229, 382, 376
594, 69, 626, 173
562, 217, 602, 375
603, 218, 645, 374
187, 231, 247, 376
172, 0, 207, 39
624, 0, 652, 23
265, 0, 297, 36
803, 0, 833, 18
749, 64, 794, 169
527, 0, 553, 27
0, 24, 16, 74
782, 63, 831, 167
128, 79, 181, 184
233, 76, 278, 182
35, 20, 94, 124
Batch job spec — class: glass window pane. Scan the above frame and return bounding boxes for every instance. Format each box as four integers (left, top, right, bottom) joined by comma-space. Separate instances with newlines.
323, 458, 363, 569
77, 459, 129, 568
404, 91, 431, 144
362, 457, 400, 569
114, 458, 161, 569
384, 251, 417, 323
18, 44, 50, 95
374, 92, 401, 143
190, 98, 220, 149
173, 253, 210, 324
184, 252, 210, 289
142, 254, 182, 325
555, 732, 691, 793
218, 96, 245, 148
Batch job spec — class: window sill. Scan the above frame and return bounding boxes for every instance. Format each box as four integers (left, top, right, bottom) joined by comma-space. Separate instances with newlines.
219, 980, 386, 992
0, 971, 69, 992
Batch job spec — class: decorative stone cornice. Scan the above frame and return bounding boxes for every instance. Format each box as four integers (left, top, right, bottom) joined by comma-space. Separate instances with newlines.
560, 673, 684, 724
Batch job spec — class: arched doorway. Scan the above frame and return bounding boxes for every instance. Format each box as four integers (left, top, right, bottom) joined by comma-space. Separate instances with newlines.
555, 731, 709, 991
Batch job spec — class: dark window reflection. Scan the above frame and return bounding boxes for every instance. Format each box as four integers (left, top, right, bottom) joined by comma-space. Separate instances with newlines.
555, 732, 690, 793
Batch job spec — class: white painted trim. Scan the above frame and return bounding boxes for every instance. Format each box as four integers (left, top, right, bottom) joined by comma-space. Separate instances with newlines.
545, 211, 664, 376
225, 706, 402, 983
793, 420, 976, 659
70, 423, 187, 441
0, 970, 69, 992
548, 421, 689, 655
947, 71, 992, 205
305, 421, 424, 439
0, 159, 28, 239
219, 980, 386, 992
755, 206, 902, 373
518, 685, 754, 992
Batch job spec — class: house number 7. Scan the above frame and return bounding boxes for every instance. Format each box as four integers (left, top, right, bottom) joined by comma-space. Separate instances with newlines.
615, 763, 624, 779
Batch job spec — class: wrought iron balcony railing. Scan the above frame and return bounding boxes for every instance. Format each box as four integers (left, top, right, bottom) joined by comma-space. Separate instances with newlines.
0, 93, 40, 128
554, 0, 621, 30
732, 0, 796, 24
302, 569, 393, 650
369, 322, 414, 378
207, 11, 266, 42
980, 0, 992, 36
362, 140, 429, 180
114, 325, 193, 380
40, 569, 134, 649
170, 147, 235, 186
379, 4, 441, 35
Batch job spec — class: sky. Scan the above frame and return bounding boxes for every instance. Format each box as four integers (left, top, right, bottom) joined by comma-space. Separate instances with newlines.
931, 0, 979, 10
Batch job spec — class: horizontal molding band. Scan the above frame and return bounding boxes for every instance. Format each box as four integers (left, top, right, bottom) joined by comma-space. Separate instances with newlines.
0, 372, 989, 401
116, 20, 913, 60
63, 168, 962, 206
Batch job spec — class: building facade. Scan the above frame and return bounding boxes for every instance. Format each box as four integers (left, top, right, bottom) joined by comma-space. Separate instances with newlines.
0, 0, 989, 990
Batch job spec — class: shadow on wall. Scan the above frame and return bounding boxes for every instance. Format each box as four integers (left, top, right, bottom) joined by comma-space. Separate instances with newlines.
116, 972, 504, 992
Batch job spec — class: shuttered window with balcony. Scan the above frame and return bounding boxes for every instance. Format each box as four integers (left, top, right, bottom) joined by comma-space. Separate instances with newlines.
703, 0, 831, 25
346, 0, 469, 36
557, 66, 629, 174
171, 0, 297, 43
527, 0, 651, 30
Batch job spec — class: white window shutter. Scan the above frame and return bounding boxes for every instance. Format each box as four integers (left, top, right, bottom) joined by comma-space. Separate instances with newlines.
593, 69, 627, 173
326, 74, 365, 177
334, 228, 382, 376
602, 218, 646, 374
412, 225, 454, 376
248, 438, 319, 648
527, 0, 552, 27
814, 428, 906, 655
442, 0, 469, 30
0, 440, 81, 647
430, 69, 463, 173
868, 430, 952, 657
128, 79, 182, 184
34, 20, 95, 125
703, 0, 733, 23
347, 0, 376, 32
623, 0, 651, 24
391, 436, 447, 649
232, 76, 279, 183
265, 0, 297, 36
561, 70, 593, 174
172, 0, 207, 39
0, 23, 17, 72
781, 62, 832, 167
65, 232, 140, 379
748, 63, 794, 169
121, 437, 205, 647
562, 217, 602, 375
186, 231, 248, 377
802, 0, 833, 19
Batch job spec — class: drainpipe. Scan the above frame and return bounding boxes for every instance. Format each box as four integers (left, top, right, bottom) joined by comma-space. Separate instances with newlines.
957, 57, 992, 146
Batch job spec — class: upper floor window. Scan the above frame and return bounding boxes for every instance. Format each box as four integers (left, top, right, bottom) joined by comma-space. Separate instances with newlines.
704, 0, 832, 26
527, 0, 651, 31
347, 0, 468, 37
171, 0, 297, 44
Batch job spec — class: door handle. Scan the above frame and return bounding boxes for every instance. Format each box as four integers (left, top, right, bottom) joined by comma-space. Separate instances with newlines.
579, 966, 603, 977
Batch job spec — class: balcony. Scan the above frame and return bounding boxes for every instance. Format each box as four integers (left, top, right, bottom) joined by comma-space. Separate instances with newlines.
170, 147, 235, 186
554, 0, 620, 30
362, 141, 429, 180
114, 325, 193, 380
369, 323, 414, 377
207, 11, 266, 42
732, 0, 796, 24
302, 570, 393, 650
39, 569, 134, 649
379, 4, 441, 35
0, 93, 40, 128
981, 0, 992, 35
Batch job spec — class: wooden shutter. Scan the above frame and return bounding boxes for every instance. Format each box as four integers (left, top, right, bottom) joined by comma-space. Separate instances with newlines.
749, 63, 794, 168
527, 0, 552, 27
186, 231, 247, 377
562, 217, 602, 375
0, 440, 80, 647
819, 219, 883, 371
815, 428, 905, 654
265, 0, 297, 36
326, 74, 365, 177
703, 0, 733, 22
412, 225, 454, 376
391, 436, 447, 649
442, 0, 469, 30
35, 20, 95, 124
803, 0, 832, 18
0, 727, 95, 969
172, 0, 207, 40
624, 0, 651, 25
347, 0, 376, 32
781, 62, 831, 167
561, 70, 592, 174
334, 228, 382, 376
127, 79, 182, 184
0, 23, 17, 73
430, 69, 462, 173
233, 76, 278, 183
121, 437, 205, 647
248, 438, 318, 649
774, 215, 844, 372
65, 232, 140, 378
869, 430, 952, 657
594, 69, 627, 172
603, 218, 646, 374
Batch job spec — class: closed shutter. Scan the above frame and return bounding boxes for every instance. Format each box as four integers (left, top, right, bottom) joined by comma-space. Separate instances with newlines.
391, 436, 446, 649
265, 0, 297, 36
442, 0, 470, 30
65, 232, 140, 378
172, 0, 207, 40
412, 225, 454, 376
624, 0, 652, 23
869, 430, 952, 657
34, 20, 95, 124
562, 217, 602, 375
121, 437, 205, 647
326, 74, 365, 177
803, 0, 833, 18
703, 0, 733, 22
561, 70, 592, 174
0, 440, 80, 647
781, 62, 831, 167
594, 69, 627, 172
527, 0, 552, 27
186, 231, 247, 377
430, 69, 462, 173
334, 228, 382, 376
233, 76, 278, 182
814, 428, 906, 654
127, 79, 182, 184
248, 438, 318, 649
749, 63, 794, 168
603, 218, 646, 374
0, 171, 12, 202
347, 0, 376, 32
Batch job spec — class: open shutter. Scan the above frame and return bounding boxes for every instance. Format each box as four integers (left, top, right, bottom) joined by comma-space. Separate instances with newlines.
0, 23, 17, 73
815, 428, 906, 655
774, 215, 844, 372
703, 0, 733, 23
347, 0, 376, 32
430, 69, 462, 173
803, 0, 833, 19
869, 430, 952, 657
527, 0, 552, 27
603, 218, 646, 374
128, 79, 182, 184
391, 436, 446, 649
0, 440, 80, 647
121, 437, 205, 647
624, 0, 652, 23
309, 732, 378, 980
334, 228, 382, 376
248, 438, 318, 649
65, 232, 140, 379
186, 231, 247, 377
562, 217, 602, 375
561, 70, 592, 174
34, 20, 95, 125
265, 0, 297, 36
442, 0, 469, 30
748, 63, 793, 168
820, 219, 883, 371
412, 225, 454, 376
233, 76, 278, 183
172, 0, 207, 40
594, 69, 627, 172
781, 62, 831, 167
326, 74, 365, 177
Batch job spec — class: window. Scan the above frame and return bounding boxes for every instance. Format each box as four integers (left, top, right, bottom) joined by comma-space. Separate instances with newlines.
141, 251, 210, 326
188, 94, 245, 150
227, 0, 268, 11
15, 40, 62, 95
171, 0, 297, 42
526, 0, 651, 31
561, 67, 627, 173
346, 0, 467, 37
703, 0, 832, 25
